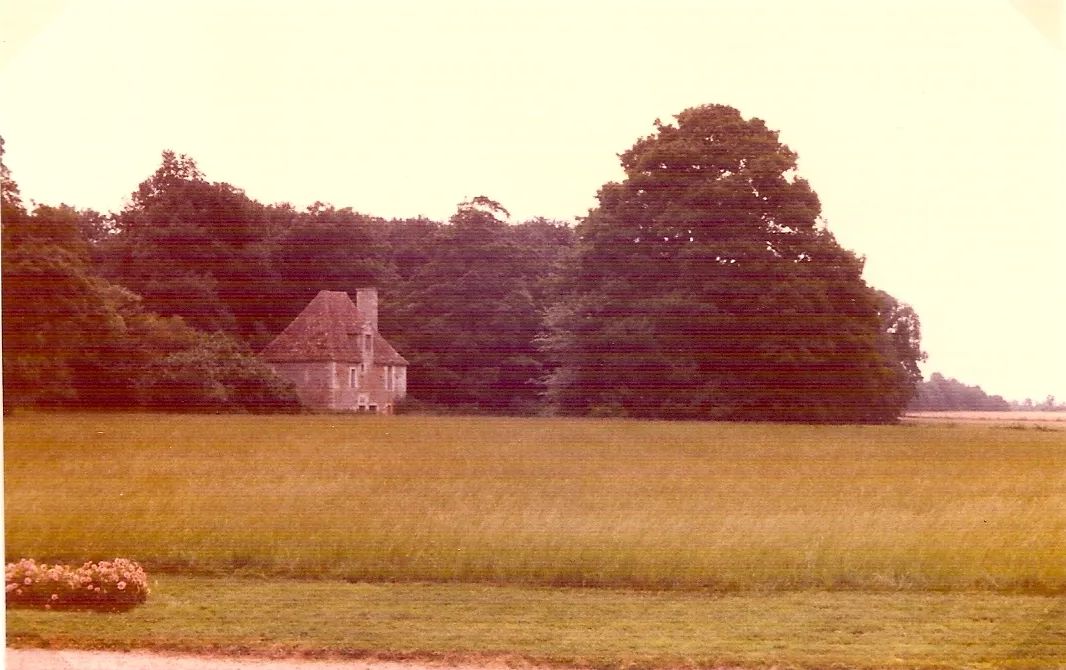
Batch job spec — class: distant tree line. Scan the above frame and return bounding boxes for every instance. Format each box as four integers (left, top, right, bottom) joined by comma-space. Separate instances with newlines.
3, 105, 933, 421
907, 374, 1062, 413
1011, 395, 1065, 412
908, 373, 1011, 412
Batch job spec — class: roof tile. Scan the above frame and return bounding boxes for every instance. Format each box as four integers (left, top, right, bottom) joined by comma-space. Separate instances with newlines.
260, 290, 408, 365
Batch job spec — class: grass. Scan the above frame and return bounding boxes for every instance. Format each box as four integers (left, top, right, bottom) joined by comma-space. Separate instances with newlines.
7, 576, 1065, 669
5, 412, 1065, 592
6, 412, 1065, 668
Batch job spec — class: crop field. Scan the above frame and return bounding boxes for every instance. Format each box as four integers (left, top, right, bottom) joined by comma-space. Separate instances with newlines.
5, 412, 1065, 593
906, 410, 1066, 426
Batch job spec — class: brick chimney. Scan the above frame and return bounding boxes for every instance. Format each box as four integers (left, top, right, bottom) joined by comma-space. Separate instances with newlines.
355, 288, 378, 331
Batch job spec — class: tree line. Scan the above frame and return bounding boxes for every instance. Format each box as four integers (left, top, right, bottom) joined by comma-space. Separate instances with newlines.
2, 105, 930, 421
908, 373, 1011, 412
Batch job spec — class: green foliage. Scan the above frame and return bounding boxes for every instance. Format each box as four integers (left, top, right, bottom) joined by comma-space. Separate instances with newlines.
268, 202, 388, 326
1, 135, 23, 220
102, 151, 277, 338
4, 123, 924, 418
0, 158, 299, 413
873, 290, 927, 408
139, 332, 300, 412
384, 201, 574, 412
911, 372, 1011, 411
549, 105, 921, 422
2, 205, 120, 410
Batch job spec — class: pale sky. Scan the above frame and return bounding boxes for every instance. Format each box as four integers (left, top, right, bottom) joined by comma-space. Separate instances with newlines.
1, 1, 1064, 403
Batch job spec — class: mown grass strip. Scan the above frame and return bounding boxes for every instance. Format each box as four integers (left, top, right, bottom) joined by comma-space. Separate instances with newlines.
6, 412, 1065, 592
6, 576, 1065, 669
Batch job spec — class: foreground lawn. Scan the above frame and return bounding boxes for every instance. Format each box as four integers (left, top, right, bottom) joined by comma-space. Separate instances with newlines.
5, 412, 1065, 592
6, 576, 1064, 669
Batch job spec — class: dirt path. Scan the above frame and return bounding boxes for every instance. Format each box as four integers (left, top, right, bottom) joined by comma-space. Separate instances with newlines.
5, 649, 513, 670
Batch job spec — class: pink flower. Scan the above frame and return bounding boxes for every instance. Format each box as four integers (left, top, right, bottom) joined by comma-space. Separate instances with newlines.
117, 581, 126, 590
23, 577, 31, 585
51, 594, 58, 600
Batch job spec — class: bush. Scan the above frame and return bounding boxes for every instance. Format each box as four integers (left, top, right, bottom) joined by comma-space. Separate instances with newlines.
138, 332, 301, 413
5, 558, 150, 612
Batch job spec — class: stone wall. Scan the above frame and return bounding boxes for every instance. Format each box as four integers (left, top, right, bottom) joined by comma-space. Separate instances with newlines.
271, 360, 406, 413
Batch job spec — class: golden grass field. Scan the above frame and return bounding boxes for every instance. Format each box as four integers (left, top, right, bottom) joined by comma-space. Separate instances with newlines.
907, 410, 1066, 426
5, 412, 1064, 593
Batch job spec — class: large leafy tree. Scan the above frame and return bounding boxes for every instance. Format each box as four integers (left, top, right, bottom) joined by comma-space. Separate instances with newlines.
874, 290, 927, 413
103, 151, 273, 338
548, 105, 921, 422
384, 198, 574, 412
269, 202, 388, 329
1, 144, 297, 413
2, 202, 112, 408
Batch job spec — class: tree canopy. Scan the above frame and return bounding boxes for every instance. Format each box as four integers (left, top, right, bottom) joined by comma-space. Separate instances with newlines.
542, 105, 923, 422
383, 198, 574, 413
1, 142, 299, 413
3, 105, 932, 420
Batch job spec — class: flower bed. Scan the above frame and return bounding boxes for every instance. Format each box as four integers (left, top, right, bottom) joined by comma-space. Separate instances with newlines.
6, 558, 150, 612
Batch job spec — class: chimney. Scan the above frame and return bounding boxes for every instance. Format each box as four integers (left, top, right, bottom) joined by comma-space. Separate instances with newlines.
355, 288, 378, 331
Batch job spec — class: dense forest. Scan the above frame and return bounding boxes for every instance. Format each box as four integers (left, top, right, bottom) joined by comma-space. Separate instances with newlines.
2, 105, 931, 421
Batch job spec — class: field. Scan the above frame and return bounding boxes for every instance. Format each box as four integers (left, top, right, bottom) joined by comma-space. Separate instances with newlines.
907, 410, 1066, 427
5, 412, 1066, 668
6, 412, 1065, 591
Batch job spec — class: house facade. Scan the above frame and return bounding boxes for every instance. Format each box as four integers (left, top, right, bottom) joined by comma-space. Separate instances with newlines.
261, 289, 408, 413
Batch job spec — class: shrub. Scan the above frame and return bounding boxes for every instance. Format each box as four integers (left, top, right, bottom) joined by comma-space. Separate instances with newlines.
5, 558, 150, 612
138, 332, 301, 413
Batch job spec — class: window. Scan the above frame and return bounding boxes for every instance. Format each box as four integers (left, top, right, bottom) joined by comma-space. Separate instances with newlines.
364, 333, 372, 352
349, 367, 359, 388
385, 365, 393, 391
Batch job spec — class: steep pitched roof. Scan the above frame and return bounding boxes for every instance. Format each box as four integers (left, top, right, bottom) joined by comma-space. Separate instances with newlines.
261, 290, 408, 365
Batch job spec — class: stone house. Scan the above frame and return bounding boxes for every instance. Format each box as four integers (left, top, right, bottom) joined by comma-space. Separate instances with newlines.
261, 288, 408, 413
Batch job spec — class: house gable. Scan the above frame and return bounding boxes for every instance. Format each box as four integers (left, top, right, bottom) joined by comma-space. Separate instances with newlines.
260, 290, 407, 366
261, 289, 408, 412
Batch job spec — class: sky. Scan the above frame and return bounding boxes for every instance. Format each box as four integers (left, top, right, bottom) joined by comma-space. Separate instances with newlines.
1, 1, 1064, 403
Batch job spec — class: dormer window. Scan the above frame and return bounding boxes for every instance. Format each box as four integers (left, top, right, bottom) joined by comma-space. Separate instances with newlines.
363, 333, 373, 360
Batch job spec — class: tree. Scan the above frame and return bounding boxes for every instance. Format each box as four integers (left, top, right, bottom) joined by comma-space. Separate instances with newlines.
549, 104, 921, 422
383, 199, 572, 412
1, 202, 115, 410
269, 202, 387, 322
909, 373, 1010, 411
102, 151, 278, 339
874, 290, 927, 410
1, 147, 299, 413
1, 135, 23, 222
138, 331, 300, 412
